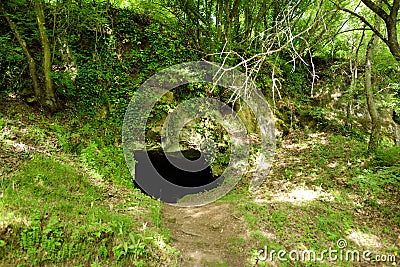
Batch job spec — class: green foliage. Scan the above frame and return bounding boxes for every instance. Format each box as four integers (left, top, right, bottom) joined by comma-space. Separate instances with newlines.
349, 166, 400, 196
0, 35, 26, 94
51, 124, 83, 153
20, 214, 65, 263
345, 144, 400, 199
52, 5, 199, 122
80, 142, 133, 187
112, 233, 150, 263
300, 106, 342, 132
282, 65, 310, 97
374, 146, 400, 167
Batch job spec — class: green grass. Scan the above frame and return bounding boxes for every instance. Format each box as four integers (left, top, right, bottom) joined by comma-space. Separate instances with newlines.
1, 101, 399, 266
0, 154, 179, 266
237, 132, 400, 266
0, 104, 180, 266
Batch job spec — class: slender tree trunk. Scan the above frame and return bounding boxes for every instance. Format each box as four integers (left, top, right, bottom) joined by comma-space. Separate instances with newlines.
365, 30, 381, 154
35, 0, 58, 112
2, 11, 41, 100
347, 32, 365, 129
392, 110, 400, 145
243, 4, 249, 38
346, 51, 356, 129
393, 122, 400, 145
345, 99, 353, 129
216, 1, 223, 42
224, 0, 232, 43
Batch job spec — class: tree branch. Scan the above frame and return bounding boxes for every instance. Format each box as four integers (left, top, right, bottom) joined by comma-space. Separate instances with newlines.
360, 0, 389, 20
391, 0, 400, 20
338, 27, 371, 34
330, 0, 389, 45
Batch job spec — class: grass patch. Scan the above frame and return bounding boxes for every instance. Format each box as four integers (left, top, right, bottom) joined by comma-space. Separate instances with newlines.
0, 151, 179, 265
239, 132, 399, 266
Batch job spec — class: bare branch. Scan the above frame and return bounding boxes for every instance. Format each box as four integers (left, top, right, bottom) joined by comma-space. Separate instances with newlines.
338, 27, 371, 34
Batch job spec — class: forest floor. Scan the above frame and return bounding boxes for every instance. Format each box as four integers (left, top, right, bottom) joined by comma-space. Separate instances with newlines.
1, 96, 399, 266
163, 202, 246, 266
161, 130, 400, 266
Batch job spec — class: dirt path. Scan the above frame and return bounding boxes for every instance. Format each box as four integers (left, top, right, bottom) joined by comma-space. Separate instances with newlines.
162, 202, 248, 266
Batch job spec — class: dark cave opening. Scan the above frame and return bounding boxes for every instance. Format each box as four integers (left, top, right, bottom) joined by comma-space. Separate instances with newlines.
134, 149, 217, 188
133, 149, 223, 203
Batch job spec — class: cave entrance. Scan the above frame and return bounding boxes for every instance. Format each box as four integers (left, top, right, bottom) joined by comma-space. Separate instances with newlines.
133, 149, 222, 203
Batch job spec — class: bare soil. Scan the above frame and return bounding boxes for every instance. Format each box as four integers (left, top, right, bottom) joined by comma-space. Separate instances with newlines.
162, 202, 248, 266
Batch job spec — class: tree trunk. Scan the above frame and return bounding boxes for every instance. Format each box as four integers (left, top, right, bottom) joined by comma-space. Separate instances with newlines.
385, 18, 400, 62
392, 110, 400, 145
365, 30, 381, 154
393, 122, 400, 145
34, 0, 58, 112
347, 32, 364, 129
360, 0, 400, 62
2, 11, 41, 101
216, 1, 223, 42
